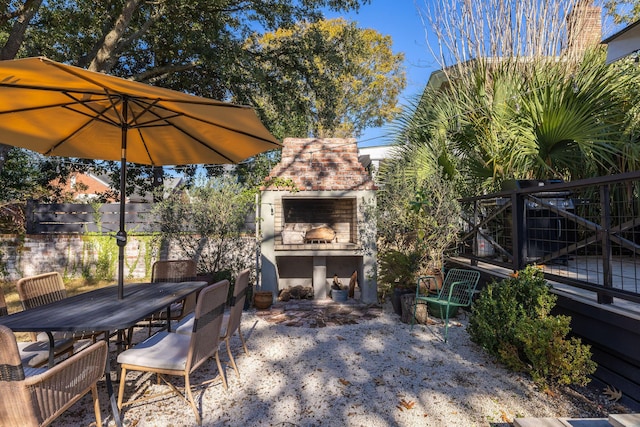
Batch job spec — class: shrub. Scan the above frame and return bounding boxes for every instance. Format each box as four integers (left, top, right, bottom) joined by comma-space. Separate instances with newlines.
153, 175, 255, 276
468, 265, 596, 389
378, 249, 420, 289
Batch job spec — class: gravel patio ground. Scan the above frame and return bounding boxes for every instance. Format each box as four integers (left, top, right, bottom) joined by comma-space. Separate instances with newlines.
54, 300, 630, 427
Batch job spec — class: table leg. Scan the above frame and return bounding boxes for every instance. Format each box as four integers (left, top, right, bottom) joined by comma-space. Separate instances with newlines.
166, 306, 172, 332
103, 331, 123, 427
45, 331, 55, 368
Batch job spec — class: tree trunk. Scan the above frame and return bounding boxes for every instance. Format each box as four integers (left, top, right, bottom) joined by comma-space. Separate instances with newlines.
1, 0, 43, 60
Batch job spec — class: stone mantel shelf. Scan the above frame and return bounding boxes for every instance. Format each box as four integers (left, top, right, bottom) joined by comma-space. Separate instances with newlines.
274, 243, 361, 256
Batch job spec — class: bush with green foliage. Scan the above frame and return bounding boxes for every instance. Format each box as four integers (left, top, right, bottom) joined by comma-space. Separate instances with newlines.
378, 249, 420, 291
468, 265, 596, 389
153, 175, 255, 277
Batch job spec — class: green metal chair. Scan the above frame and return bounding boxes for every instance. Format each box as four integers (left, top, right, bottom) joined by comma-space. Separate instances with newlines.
411, 268, 481, 342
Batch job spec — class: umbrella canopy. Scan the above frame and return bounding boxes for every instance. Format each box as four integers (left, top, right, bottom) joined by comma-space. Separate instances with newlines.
0, 57, 281, 298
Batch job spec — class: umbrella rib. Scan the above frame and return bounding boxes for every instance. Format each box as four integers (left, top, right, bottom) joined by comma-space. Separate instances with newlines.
128, 102, 251, 163
127, 97, 183, 127
64, 90, 127, 127
43, 115, 97, 156
177, 113, 281, 146
133, 97, 281, 146
0, 81, 115, 98
0, 94, 118, 129
122, 98, 279, 163
150, 123, 236, 164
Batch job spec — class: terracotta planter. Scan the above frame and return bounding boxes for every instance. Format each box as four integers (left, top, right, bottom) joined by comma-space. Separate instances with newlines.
253, 291, 273, 310
428, 269, 444, 294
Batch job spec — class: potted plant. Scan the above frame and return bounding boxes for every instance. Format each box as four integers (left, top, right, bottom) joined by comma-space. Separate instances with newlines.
379, 249, 420, 315
330, 274, 349, 302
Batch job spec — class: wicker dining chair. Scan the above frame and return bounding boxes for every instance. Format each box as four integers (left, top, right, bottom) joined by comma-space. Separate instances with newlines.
16, 272, 106, 343
131, 259, 198, 341
0, 286, 74, 367
0, 325, 108, 427
117, 279, 229, 425
176, 268, 250, 379
150, 259, 198, 319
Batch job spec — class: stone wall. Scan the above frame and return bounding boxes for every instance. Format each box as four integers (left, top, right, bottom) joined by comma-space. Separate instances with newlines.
0, 234, 256, 282
0, 234, 151, 281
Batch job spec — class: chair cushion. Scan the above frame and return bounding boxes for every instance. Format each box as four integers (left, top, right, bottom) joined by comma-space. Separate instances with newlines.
117, 331, 191, 371
18, 337, 74, 367
17, 341, 51, 367
175, 312, 229, 336
174, 313, 194, 335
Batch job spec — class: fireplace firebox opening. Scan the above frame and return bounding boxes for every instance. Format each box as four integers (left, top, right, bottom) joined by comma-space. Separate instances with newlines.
276, 197, 358, 249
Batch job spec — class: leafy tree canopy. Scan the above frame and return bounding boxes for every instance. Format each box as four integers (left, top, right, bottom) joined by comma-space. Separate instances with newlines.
603, 0, 640, 24
244, 18, 405, 138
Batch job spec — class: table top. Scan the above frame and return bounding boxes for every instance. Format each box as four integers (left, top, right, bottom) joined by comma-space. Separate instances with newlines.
0, 281, 208, 333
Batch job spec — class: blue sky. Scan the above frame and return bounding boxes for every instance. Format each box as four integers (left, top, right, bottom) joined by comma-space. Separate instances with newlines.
327, 1, 439, 147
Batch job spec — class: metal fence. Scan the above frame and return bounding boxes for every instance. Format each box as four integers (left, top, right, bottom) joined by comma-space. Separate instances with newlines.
458, 171, 640, 305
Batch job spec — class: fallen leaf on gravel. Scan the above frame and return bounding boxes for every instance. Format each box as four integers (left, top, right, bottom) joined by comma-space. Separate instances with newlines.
544, 388, 556, 397
399, 367, 411, 376
603, 385, 622, 402
339, 378, 351, 386
397, 399, 415, 410
501, 410, 511, 423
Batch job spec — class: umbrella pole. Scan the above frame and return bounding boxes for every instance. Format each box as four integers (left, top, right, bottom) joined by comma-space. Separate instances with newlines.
116, 101, 129, 300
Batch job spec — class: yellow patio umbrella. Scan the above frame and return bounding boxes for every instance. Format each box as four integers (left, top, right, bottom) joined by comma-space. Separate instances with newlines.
0, 57, 281, 298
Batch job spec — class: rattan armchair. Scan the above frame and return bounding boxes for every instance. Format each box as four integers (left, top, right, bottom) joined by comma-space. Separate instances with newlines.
117, 279, 229, 425
176, 268, 250, 379
0, 287, 74, 368
0, 325, 108, 427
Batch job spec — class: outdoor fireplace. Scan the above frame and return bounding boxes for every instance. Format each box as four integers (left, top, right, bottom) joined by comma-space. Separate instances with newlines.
260, 138, 377, 303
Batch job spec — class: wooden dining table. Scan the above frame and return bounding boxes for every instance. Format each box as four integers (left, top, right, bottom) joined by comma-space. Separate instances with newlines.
0, 280, 208, 427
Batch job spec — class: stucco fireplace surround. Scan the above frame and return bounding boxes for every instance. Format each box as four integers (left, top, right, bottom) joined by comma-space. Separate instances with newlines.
260, 138, 377, 303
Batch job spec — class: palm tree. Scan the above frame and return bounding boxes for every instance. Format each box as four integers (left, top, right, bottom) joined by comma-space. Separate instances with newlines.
387, 48, 634, 194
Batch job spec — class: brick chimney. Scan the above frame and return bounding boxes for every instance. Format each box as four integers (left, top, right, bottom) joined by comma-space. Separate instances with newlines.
264, 138, 376, 191
566, 0, 602, 55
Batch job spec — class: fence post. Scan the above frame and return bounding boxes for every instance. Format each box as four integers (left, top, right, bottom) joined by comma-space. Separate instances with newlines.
599, 184, 614, 304
471, 199, 478, 266
511, 191, 526, 272
25, 199, 36, 234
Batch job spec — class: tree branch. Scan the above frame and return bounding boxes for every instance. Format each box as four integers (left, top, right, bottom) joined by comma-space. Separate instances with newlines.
133, 61, 200, 84
1, 0, 43, 60
88, 0, 145, 73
